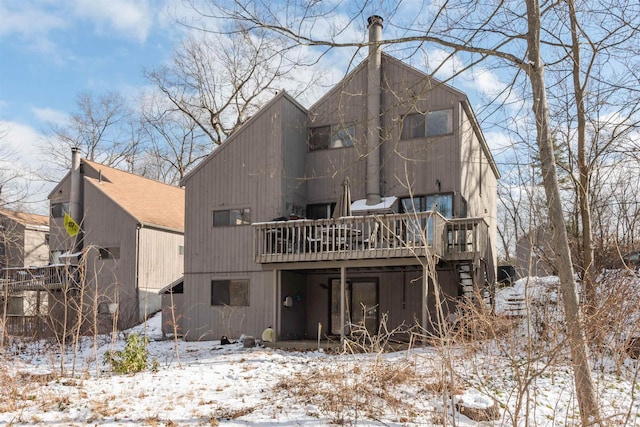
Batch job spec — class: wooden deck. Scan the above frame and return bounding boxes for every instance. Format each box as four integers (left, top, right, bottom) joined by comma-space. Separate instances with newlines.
254, 212, 488, 264
0, 265, 79, 291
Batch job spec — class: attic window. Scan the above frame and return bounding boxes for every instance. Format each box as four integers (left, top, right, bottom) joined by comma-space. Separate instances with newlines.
309, 124, 354, 151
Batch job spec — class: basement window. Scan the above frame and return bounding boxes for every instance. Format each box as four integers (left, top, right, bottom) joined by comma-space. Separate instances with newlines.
211, 279, 249, 306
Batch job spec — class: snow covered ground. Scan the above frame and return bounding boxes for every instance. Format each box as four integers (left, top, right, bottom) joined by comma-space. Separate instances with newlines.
1, 277, 640, 426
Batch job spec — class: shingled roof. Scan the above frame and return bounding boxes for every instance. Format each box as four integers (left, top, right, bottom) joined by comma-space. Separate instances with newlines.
0, 208, 49, 229
82, 160, 184, 231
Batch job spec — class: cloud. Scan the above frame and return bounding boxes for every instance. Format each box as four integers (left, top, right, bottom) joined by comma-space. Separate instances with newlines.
71, 0, 154, 43
32, 107, 69, 126
0, 2, 66, 38
0, 120, 47, 169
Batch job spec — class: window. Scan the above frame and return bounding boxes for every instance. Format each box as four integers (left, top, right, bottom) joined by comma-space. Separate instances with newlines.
424, 194, 453, 218
306, 203, 336, 220
212, 208, 251, 226
309, 124, 355, 151
330, 125, 355, 149
401, 113, 426, 139
179, 245, 184, 255
211, 279, 249, 306
401, 109, 453, 139
309, 126, 331, 150
99, 247, 120, 260
51, 202, 70, 218
459, 197, 468, 218
7, 296, 24, 316
427, 109, 453, 136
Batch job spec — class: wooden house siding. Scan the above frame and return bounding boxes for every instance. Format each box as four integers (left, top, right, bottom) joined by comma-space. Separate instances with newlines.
182, 271, 274, 341
306, 65, 368, 204
182, 95, 307, 340
459, 106, 498, 266
23, 228, 49, 267
137, 228, 184, 292
137, 227, 184, 318
82, 182, 139, 328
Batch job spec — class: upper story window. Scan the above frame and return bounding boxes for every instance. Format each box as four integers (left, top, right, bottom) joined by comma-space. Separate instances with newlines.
51, 202, 70, 219
99, 246, 120, 260
212, 208, 251, 227
400, 194, 454, 218
401, 109, 453, 140
309, 124, 355, 151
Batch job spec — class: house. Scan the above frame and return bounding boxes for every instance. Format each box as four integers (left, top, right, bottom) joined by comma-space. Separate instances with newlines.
0, 208, 51, 336
179, 16, 499, 342
515, 226, 557, 278
0, 208, 49, 269
48, 149, 185, 331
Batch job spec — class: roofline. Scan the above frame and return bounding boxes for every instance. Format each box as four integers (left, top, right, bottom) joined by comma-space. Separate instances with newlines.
137, 222, 184, 235
83, 177, 184, 233
461, 100, 501, 179
180, 90, 307, 186
158, 275, 184, 294
48, 170, 72, 199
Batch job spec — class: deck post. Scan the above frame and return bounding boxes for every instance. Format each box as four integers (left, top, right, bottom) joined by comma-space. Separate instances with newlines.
422, 263, 428, 345
340, 266, 346, 343
273, 269, 280, 343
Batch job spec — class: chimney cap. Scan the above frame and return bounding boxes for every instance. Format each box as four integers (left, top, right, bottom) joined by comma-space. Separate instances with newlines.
367, 15, 384, 28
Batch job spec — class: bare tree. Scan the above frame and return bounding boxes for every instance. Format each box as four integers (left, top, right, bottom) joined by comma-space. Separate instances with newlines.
138, 91, 211, 185
144, 28, 316, 148
42, 91, 144, 170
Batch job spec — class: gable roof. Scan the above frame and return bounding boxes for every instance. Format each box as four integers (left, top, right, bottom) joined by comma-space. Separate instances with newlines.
82, 160, 185, 231
180, 90, 307, 186
0, 208, 49, 229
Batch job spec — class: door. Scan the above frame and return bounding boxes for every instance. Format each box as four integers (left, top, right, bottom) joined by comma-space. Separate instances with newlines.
330, 279, 378, 335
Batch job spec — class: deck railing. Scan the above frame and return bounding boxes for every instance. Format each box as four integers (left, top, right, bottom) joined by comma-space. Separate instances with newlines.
0, 265, 79, 291
254, 212, 488, 263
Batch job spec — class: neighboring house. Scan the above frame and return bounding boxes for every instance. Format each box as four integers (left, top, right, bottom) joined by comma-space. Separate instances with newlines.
515, 226, 557, 278
0, 209, 51, 336
0, 208, 49, 269
48, 149, 185, 330
179, 16, 500, 342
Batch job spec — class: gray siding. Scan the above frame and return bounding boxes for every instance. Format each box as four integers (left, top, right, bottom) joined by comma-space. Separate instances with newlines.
82, 181, 139, 329
182, 55, 499, 341
182, 94, 307, 340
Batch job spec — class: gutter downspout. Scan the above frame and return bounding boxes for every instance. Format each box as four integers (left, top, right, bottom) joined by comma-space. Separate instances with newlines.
366, 15, 383, 206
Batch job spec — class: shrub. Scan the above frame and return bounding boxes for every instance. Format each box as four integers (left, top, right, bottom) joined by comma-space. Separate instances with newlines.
103, 333, 158, 374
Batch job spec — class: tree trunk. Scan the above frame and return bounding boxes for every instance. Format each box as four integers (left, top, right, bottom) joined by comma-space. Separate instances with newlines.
567, 0, 596, 326
525, 0, 601, 424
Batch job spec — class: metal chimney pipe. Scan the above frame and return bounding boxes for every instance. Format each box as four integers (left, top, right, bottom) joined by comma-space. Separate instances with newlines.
366, 15, 383, 205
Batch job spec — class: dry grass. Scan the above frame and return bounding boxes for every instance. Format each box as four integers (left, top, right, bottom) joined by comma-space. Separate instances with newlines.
275, 357, 421, 425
